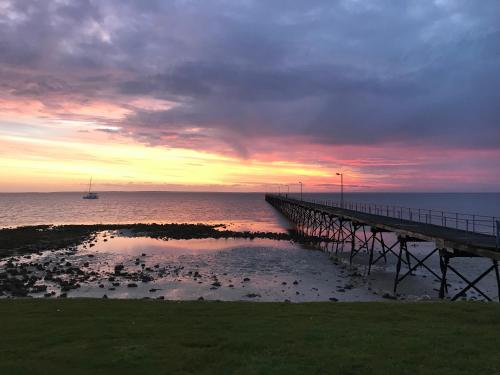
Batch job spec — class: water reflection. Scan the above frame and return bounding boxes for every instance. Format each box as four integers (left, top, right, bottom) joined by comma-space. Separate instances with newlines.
2, 231, 496, 301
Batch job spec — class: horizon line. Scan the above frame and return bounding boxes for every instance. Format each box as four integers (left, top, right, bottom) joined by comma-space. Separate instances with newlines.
1, 190, 500, 194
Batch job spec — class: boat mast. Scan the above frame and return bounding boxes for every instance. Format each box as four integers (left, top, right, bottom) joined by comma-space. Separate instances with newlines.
89, 177, 92, 193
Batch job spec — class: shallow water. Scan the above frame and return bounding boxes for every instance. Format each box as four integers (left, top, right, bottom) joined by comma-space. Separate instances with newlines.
2, 232, 497, 301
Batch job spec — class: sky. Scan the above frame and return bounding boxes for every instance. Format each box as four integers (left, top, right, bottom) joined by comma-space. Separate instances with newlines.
0, 0, 499, 193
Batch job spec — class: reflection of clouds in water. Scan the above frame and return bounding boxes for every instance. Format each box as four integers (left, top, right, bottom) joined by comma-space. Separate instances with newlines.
4, 233, 498, 301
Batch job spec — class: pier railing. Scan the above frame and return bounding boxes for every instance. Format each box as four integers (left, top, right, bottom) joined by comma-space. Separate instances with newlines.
273, 194, 500, 241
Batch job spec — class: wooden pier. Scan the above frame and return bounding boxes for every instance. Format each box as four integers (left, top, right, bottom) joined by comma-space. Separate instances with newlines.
265, 194, 500, 301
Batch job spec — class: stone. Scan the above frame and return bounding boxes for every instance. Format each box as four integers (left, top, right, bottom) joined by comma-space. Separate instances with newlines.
114, 264, 124, 275
382, 293, 397, 300
245, 293, 261, 298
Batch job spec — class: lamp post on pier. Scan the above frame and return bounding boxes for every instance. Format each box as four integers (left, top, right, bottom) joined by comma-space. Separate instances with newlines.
299, 181, 303, 201
336, 172, 344, 208
285, 184, 290, 198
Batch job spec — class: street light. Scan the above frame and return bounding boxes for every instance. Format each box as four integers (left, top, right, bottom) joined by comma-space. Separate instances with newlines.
336, 172, 344, 208
299, 181, 303, 201
285, 184, 290, 197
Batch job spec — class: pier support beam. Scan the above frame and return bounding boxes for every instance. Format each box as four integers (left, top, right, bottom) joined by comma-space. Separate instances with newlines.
265, 194, 500, 302
439, 250, 500, 302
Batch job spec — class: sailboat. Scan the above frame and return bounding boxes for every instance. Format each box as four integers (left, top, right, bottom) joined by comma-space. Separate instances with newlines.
83, 177, 99, 199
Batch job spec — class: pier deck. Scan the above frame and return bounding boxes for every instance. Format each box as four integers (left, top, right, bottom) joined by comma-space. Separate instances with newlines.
266, 194, 500, 301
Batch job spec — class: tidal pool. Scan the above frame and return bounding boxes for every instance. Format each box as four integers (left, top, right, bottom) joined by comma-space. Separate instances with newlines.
1, 231, 497, 301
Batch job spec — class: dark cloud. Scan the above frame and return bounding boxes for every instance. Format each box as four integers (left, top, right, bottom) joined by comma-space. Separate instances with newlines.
1, 0, 499, 156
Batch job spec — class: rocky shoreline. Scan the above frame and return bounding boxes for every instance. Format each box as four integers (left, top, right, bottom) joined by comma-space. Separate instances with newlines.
0, 223, 293, 258
0, 224, 299, 299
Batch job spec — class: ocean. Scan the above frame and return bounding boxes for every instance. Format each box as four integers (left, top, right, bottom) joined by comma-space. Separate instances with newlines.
0, 191, 499, 229
1, 191, 499, 301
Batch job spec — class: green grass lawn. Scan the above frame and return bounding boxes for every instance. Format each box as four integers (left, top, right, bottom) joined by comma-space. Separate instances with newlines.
0, 300, 499, 375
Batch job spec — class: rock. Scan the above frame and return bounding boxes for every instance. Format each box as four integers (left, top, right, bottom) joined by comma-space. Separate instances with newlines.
382, 293, 397, 300
127, 283, 138, 288
102, 294, 108, 299
243, 277, 250, 282
141, 274, 154, 283
293, 280, 299, 285
114, 264, 124, 275
245, 293, 261, 298
157, 296, 165, 300
211, 281, 221, 287
197, 296, 204, 301
59, 293, 67, 298
98, 284, 104, 288
329, 297, 339, 302
29, 285, 48, 293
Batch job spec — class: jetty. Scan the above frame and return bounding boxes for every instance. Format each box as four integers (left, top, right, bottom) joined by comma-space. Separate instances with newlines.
265, 194, 500, 301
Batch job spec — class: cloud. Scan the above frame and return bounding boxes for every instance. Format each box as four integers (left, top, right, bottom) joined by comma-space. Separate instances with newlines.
1, 0, 499, 169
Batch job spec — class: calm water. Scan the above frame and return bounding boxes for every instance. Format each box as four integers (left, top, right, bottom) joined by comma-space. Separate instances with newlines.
2, 192, 499, 301
1, 192, 499, 229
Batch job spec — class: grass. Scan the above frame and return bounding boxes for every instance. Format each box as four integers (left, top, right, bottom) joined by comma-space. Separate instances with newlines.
0, 300, 499, 374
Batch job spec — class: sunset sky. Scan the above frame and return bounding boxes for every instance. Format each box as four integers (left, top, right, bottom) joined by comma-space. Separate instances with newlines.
1, 0, 499, 192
